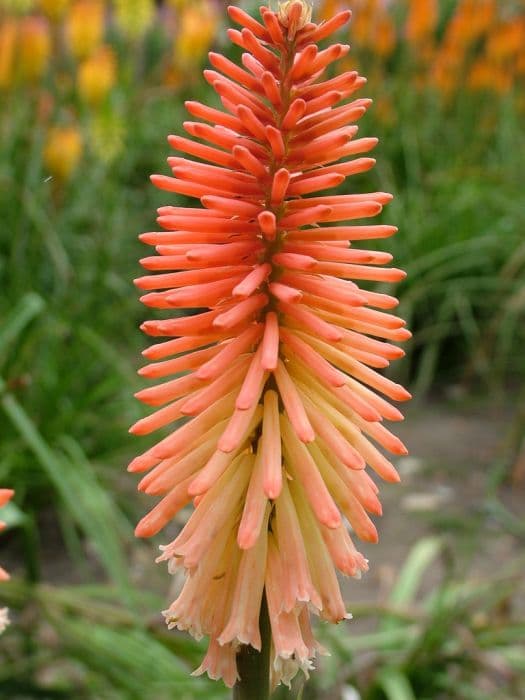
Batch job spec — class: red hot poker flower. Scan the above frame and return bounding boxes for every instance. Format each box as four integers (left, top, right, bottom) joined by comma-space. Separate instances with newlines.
130, 2, 410, 688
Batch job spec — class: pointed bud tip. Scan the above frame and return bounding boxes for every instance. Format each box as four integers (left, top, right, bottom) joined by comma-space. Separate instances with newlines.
134, 521, 154, 538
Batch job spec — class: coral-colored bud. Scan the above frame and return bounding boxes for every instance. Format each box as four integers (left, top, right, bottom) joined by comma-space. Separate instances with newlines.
269, 0, 313, 31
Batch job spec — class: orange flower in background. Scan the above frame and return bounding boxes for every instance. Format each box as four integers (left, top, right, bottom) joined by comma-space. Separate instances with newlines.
373, 12, 396, 59
130, 1, 410, 688
405, 0, 438, 45
486, 18, 525, 66
0, 489, 14, 582
18, 16, 51, 83
65, 0, 105, 59
0, 18, 17, 89
446, 0, 495, 48
467, 57, 512, 94
176, 0, 218, 68
77, 44, 116, 105
43, 124, 83, 181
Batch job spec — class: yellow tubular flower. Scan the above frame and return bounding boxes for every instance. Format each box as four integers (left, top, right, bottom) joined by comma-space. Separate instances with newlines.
0, 19, 17, 90
65, 0, 105, 60
77, 44, 116, 105
88, 110, 125, 163
43, 125, 83, 181
39, 0, 70, 21
113, 0, 154, 41
176, 0, 218, 67
18, 16, 51, 83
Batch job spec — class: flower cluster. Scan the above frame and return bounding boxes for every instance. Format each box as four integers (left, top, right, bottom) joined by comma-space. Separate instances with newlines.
131, 2, 410, 688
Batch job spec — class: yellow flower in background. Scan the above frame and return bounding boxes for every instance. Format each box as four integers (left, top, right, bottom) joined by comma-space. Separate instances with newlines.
165, 0, 188, 9
18, 16, 51, 83
88, 108, 125, 162
39, 0, 70, 21
43, 124, 83, 181
113, 0, 154, 41
77, 44, 116, 105
176, 0, 217, 67
0, 0, 35, 13
0, 18, 17, 89
65, 0, 105, 60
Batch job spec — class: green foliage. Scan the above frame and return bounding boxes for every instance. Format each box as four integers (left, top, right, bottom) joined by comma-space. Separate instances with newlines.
310, 539, 525, 700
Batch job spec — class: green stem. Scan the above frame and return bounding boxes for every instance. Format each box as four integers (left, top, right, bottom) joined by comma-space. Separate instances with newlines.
233, 592, 272, 700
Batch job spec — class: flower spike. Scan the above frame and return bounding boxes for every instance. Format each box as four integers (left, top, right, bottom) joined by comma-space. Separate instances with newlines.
131, 1, 410, 689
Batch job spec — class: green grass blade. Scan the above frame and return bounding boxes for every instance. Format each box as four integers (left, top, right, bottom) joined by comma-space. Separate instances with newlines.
0, 380, 134, 602
0, 292, 45, 361
381, 537, 443, 632
376, 669, 417, 700
56, 617, 226, 700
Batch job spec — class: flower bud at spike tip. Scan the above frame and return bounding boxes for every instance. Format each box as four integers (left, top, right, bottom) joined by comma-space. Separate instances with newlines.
130, 2, 410, 690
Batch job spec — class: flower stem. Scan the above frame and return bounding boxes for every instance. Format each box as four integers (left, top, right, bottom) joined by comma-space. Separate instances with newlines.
233, 592, 271, 700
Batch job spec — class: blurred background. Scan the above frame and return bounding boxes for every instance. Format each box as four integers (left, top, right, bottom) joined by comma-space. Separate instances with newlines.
0, 0, 524, 698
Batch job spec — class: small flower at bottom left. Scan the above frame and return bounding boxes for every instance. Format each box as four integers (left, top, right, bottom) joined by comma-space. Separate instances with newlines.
0, 488, 14, 635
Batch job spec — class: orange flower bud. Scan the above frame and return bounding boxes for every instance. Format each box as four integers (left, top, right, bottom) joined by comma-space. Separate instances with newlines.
43, 125, 83, 181
65, 0, 105, 60
77, 44, 116, 105
18, 16, 51, 83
